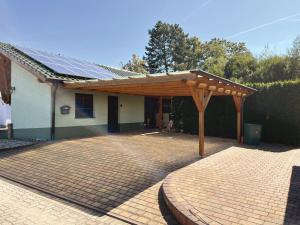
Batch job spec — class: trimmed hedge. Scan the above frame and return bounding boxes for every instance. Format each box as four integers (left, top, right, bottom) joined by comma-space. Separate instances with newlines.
172, 79, 300, 146
244, 80, 300, 145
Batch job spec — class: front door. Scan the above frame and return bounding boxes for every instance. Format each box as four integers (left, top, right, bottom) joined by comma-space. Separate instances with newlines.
144, 97, 158, 128
108, 96, 119, 132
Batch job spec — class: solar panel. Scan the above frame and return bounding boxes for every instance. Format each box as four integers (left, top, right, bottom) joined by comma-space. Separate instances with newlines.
15, 46, 118, 80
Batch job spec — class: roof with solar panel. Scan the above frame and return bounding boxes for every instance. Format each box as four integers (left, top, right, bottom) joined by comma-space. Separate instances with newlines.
0, 42, 144, 81
0, 42, 256, 96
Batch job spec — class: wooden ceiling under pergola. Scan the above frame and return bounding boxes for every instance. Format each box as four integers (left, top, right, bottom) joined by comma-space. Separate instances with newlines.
64, 70, 256, 157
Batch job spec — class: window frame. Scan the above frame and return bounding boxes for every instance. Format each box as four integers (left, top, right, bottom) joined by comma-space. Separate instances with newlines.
75, 93, 94, 119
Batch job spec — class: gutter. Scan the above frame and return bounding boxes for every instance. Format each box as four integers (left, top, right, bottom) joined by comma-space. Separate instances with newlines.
50, 81, 59, 140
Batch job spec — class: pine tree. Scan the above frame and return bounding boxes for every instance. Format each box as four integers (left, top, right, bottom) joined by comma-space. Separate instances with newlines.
145, 21, 173, 73
145, 21, 202, 73
171, 24, 189, 71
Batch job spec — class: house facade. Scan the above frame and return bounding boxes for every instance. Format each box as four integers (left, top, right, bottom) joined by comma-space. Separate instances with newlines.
12, 61, 146, 139
0, 42, 255, 150
0, 43, 169, 140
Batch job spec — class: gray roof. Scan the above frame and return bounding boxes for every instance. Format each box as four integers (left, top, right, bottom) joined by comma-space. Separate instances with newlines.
98, 65, 144, 77
0, 42, 142, 81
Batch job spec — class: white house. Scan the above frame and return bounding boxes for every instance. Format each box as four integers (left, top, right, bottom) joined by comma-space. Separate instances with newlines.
0, 42, 172, 140
0, 42, 255, 153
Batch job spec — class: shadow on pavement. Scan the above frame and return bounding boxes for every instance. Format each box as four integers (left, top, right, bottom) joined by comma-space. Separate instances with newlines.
284, 166, 300, 224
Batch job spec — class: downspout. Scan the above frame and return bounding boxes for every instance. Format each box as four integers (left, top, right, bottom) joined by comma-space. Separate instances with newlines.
51, 81, 58, 140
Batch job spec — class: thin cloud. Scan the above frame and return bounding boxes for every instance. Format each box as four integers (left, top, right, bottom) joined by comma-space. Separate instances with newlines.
181, 0, 213, 23
286, 18, 300, 22
226, 12, 300, 39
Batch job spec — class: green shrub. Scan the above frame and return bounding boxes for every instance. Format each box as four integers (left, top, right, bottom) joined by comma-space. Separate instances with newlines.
245, 79, 300, 145
172, 79, 300, 146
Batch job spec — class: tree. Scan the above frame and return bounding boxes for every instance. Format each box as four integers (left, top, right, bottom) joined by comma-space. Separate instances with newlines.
250, 55, 289, 82
145, 21, 173, 73
122, 54, 147, 74
144, 21, 201, 73
224, 52, 256, 81
287, 35, 300, 79
184, 36, 202, 70
199, 38, 249, 77
171, 24, 189, 71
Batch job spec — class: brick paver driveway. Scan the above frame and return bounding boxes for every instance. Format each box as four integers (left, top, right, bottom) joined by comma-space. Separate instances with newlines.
0, 132, 234, 225
163, 144, 300, 225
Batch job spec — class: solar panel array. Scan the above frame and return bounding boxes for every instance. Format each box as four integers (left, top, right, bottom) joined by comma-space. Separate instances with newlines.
15, 46, 118, 80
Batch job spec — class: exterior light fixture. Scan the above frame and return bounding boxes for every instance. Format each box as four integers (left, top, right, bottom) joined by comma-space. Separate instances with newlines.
9, 86, 16, 94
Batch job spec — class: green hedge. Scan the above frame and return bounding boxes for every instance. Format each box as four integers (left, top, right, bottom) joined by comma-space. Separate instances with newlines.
172, 79, 300, 146
173, 96, 237, 138
244, 80, 300, 145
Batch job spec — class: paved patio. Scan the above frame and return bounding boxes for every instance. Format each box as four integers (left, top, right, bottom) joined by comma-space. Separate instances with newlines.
163, 144, 300, 225
0, 139, 34, 150
0, 132, 234, 225
0, 177, 127, 225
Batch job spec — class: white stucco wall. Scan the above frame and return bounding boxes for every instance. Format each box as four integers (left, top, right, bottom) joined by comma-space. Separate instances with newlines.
10, 61, 144, 131
119, 94, 144, 124
55, 88, 108, 127
11, 62, 51, 129
55, 87, 144, 127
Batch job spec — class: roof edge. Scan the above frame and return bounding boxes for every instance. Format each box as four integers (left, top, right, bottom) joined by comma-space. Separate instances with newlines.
191, 69, 257, 92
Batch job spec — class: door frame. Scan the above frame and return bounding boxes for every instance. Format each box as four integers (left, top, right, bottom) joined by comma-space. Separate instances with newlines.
107, 96, 119, 132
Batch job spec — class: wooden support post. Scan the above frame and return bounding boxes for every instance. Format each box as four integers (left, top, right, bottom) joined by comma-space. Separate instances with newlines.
158, 96, 163, 130
240, 99, 244, 144
199, 110, 205, 157
233, 96, 244, 143
237, 111, 241, 143
189, 85, 213, 157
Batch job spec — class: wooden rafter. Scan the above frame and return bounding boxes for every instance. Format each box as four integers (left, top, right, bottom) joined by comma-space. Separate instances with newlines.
64, 71, 255, 97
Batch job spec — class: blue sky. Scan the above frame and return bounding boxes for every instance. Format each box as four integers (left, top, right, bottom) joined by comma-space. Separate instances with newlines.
1, 0, 300, 67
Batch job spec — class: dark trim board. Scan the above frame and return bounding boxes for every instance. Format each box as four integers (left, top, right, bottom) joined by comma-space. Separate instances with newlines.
119, 122, 144, 132
12, 122, 144, 140
55, 125, 108, 139
13, 128, 51, 141
0, 129, 8, 139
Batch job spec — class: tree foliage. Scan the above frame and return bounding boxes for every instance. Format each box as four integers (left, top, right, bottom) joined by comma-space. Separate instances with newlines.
200, 38, 252, 77
122, 54, 147, 74
144, 21, 202, 73
144, 21, 173, 73
250, 55, 289, 82
287, 35, 300, 80
224, 52, 256, 80
127, 21, 300, 82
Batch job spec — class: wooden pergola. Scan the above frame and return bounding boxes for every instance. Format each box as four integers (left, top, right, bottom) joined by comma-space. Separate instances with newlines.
64, 70, 256, 157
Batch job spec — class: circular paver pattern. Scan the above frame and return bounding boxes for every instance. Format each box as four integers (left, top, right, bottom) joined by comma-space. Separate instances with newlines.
162, 145, 300, 225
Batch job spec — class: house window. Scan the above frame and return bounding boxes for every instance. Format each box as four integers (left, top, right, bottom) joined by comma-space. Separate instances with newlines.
75, 94, 94, 118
